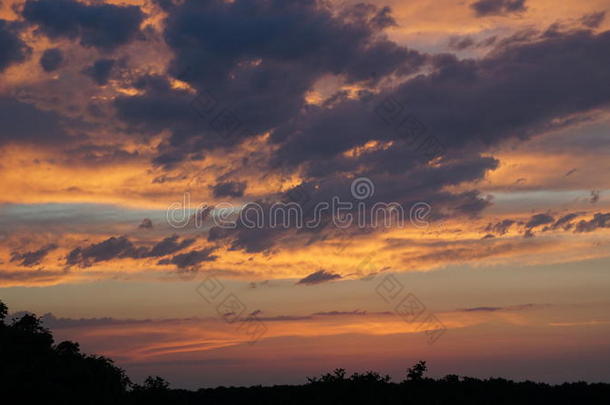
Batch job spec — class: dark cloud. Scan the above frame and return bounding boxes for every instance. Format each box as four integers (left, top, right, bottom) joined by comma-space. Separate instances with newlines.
574, 213, 610, 233
460, 306, 503, 312
212, 181, 247, 198
525, 213, 554, 229
208, 173, 495, 255
158, 247, 218, 268
66, 235, 197, 266
38, 309, 389, 329
549, 213, 581, 231
590, 190, 600, 204
139, 218, 153, 229
62, 144, 139, 165
115, 0, 423, 164
22, 0, 144, 51
565, 168, 578, 177
484, 212, 596, 236
38, 313, 151, 329
471, 0, 526, 17
0, 19, 31, 72
66, 236, 145, 267
312, 310, 367, 316
458, 303, 538, 312
297, 269, 342, 285
0, 97, 69, 145
248, 314, 312, 322
581, 11, 606, 29
145, 234, 195, 257
206, 200, 301, 253
448, 36, 475, 50
153, 0, 176, 12
250, 309, 390, 322
485, 219, 515, 235
82, 58, 115, 85
10, 244, 58, 267
279, 29, 610, 170
266, 29, 610, 236
116, 8, 610, 255
39, 48, 63, 72
0, 268, 68, 284
477, 35, 498, 47
114, 75, 222, 167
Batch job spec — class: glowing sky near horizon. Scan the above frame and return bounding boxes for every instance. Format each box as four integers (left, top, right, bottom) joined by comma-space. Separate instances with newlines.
1, 0, 610, 388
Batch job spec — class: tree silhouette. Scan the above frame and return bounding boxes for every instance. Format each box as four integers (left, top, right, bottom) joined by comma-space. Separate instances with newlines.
406, 360, 428, 382
0, 300, 7, 321
1, 299, 610, 404
0, 300, 129, 404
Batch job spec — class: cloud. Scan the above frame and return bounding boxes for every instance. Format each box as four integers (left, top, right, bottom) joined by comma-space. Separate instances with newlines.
565, 168, 578, 177
297, 269, 342, 285
525, 213, 554, 229
549, 213, 581, 231
38, 313, 152, 329
0, 19, 31, 72
139, 218, 153, 229
212, 181, 247, 198
22, 0, 144, 51
460, 306, 503, 312
112, 7, 610, 261
10, 244, 58, 267
448, 36, 475, 50
0, 268, 68, 284
66, 236, 144, 267
590, 190, 600, 204
66, 235, 197, 267
62, 144, 139, 165
82, 58, 115, 86
289, 29, 610, 169
157, 247, 218, 268
458, 303, 540, 312
485, 219, 516, 235
470, 0, 526, 17
581, 11, 606, 29
575, 212, 610, 233
115, 0, 422, 164
312, 310, 367, 316
39, 48, 63, 72
145, 234, 195, 258
0, 97, 70, 145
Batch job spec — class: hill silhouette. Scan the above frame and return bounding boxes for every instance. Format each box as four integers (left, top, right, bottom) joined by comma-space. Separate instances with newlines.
1, 300, 609, 404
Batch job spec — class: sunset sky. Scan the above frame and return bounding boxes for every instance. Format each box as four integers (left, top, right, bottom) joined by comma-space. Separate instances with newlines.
1, 0, 610, 388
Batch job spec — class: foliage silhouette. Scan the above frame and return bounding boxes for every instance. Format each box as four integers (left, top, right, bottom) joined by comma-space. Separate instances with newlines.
1, 299, 609, 404
0, 300, 129, 404
406, 360, 427, 381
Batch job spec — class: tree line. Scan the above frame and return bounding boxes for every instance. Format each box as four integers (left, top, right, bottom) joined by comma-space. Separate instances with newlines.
1, 300, 608, 404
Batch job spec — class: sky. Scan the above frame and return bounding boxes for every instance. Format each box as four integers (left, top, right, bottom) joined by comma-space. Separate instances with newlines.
1, 0, 610, 389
